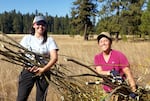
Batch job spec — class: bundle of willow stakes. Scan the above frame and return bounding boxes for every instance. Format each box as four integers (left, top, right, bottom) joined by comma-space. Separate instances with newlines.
0, 34, 149, 101
0, 33, 102, 100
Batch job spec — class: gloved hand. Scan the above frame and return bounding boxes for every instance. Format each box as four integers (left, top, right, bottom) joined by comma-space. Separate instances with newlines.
110, 69, 120, 77
110, 69, 124, 84
129, 92, 138, 99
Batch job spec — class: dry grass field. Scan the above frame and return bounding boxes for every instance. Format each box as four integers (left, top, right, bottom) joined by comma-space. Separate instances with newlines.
0, 34, 150, 101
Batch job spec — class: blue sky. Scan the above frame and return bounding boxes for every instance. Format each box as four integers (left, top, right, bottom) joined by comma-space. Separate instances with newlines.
0, 0, 74, 17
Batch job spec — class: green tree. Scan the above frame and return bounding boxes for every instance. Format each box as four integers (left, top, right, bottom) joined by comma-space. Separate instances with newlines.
0, 9, 71, 35
54, 15, 60, 34
121, 0, 144, 36
71, 0, 98, 40
46, 15, 54, 33
97, 0, 130, 40
23, 13, 33, 33
97, 0, 145, 40
13, 12, 23, 33
62, 15, 71, 34
0, 11, 13, 33
139, 0, 150, 39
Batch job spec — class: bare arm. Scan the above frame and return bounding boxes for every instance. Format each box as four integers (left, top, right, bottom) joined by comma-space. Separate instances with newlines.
123, 67, 136, 92
95, 66, 110, 75
43, 49, 58, 70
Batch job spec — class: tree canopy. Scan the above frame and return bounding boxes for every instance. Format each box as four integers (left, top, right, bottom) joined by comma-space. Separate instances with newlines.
0, 0, 150, 41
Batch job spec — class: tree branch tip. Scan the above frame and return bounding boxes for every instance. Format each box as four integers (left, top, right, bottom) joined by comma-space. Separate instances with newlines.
1, 44, 4, 48
64, 57, 69, 62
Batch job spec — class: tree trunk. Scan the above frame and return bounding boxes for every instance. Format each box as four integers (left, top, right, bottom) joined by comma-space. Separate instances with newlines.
83, 24, 88, 40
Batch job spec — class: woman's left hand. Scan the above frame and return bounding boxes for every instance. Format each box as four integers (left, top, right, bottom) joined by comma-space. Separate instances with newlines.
27, 66, 45, 76
34, 67, 45, 76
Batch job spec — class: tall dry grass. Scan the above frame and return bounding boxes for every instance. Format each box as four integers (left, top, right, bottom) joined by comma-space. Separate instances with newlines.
0, 34, 150, 101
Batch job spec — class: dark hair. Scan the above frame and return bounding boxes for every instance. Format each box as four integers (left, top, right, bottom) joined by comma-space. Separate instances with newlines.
97, 35, 112, 43
30, 26, 48, 44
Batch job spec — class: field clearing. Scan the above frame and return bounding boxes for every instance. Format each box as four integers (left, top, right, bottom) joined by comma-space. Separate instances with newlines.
0, 34, 150, 101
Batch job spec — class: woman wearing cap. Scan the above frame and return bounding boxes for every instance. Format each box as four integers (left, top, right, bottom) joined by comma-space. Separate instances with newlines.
17, 15, 59, 101
94, 32, 137, 100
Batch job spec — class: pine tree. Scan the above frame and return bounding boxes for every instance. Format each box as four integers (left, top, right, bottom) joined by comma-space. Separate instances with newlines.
71, 0, 98, 40
139, 0, 150, 39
